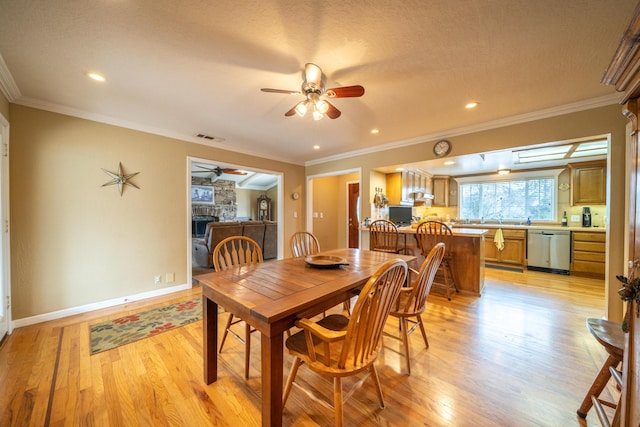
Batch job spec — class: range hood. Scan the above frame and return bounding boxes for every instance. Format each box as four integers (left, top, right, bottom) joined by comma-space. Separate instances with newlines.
407, 191, 434, 206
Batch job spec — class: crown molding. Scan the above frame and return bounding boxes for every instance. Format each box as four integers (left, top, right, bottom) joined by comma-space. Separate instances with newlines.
12, 97, 305, 165
305, 93, 623, 166
0, 53, 21, 102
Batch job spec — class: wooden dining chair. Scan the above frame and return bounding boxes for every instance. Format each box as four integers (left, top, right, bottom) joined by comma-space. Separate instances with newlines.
576, 318, 625, 424
369, 219, 412, 254
387, 242, 445, 375
415, 220, 458, 300
290, 231, 352, 314
282, 258, 408, 427
290, 231, 321, 257
212, 235, 263, 379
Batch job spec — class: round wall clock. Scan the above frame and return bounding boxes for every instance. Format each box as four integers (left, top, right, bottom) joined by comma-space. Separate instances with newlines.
433, 140, 452, 157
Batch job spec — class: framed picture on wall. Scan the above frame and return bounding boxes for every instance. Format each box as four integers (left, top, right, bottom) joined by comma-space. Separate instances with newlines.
192, 185, 214, 204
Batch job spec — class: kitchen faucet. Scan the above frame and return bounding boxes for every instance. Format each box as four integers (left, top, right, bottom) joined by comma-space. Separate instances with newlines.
498, 213, 503, 225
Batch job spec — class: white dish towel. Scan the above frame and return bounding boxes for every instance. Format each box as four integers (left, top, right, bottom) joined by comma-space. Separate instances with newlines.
494, 228, 505, 251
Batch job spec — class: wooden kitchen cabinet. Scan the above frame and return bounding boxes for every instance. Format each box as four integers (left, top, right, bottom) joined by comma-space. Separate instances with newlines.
483, 228, 526, 268
432, 176, 449, 207
571, 231, 605, 278
386, 170, 431, 204
385, 172, 402, 205
432, 176, 458, 207
568, 160, 606, 205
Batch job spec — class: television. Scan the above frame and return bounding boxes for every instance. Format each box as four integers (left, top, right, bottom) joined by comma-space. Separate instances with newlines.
388, 205, 413, 226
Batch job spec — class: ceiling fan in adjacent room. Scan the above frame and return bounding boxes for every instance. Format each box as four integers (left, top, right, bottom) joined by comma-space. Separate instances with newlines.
261, 63, 364, 120
192, 164, 247, 176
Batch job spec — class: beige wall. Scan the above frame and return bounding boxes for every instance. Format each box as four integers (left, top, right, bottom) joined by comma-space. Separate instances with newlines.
310, 172, 359, 251
308, 104, 628, 321
312, 176, 340, 250
10, 105, 304, 319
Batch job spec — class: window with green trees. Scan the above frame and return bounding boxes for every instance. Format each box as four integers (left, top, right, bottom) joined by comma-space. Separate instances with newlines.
458, 177, 555, 222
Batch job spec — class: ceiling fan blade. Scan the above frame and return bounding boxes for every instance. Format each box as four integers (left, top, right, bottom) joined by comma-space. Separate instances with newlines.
305, 63, 322, 87
261, 88, 300, 95
285, 102, 303, 117
222, 168, 247, 175
193, 165, 216, 172
325, 102, 342, 119
325, 85, 365, 98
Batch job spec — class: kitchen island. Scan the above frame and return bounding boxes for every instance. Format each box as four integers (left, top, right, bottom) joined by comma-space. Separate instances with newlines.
361, 226, 488, 296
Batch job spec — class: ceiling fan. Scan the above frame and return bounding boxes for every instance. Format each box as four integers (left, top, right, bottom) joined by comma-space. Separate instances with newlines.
261, 63, 364, 120
193, 165, 247, 176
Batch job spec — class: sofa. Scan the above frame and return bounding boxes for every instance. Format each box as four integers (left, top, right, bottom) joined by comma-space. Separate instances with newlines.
192, 220, 278, 267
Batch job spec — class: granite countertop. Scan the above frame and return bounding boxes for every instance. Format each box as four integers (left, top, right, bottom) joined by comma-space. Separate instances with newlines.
449, 223, 606, 232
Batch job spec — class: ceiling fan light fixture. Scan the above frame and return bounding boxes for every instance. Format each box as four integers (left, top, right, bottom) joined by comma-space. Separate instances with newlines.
312, 110, 323, 120
316, 99, 329, 114
295, 102, 307, 117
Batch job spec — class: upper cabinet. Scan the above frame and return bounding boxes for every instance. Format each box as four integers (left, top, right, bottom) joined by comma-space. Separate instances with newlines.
568, 160, 606, 205
432, 176, 458, 207
385, 170, 431, 205
386, 172, 403, 205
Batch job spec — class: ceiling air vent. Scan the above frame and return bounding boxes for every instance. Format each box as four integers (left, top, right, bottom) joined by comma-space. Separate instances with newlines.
194, 133, 225, 143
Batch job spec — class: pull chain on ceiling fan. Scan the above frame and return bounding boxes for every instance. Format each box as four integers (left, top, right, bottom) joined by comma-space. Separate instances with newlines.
261, 63, 364, 120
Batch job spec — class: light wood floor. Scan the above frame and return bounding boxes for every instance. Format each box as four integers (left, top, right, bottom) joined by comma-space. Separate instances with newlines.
0, 267, 615, 426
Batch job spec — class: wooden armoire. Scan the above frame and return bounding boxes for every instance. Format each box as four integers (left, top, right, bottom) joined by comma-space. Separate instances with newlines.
601, 3, 640, 425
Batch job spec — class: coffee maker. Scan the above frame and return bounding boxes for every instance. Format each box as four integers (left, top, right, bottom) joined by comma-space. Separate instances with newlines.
582, 207, 592, 227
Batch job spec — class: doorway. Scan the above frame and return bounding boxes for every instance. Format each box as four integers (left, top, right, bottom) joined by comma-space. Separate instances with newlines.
187, 157, 283, 281
307, 168, 361, 251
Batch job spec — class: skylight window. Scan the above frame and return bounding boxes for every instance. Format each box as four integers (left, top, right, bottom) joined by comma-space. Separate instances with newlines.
570, 140, 608, 158
514, 139, 607, 164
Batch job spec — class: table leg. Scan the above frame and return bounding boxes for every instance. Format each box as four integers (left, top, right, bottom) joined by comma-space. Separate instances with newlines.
261, 331, 284, 427
203, 296, 218, 384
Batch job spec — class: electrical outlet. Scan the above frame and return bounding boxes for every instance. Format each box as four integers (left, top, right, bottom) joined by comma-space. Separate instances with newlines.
165, 272, 175, 283
154, 275, 161, 285
571, 215, 580, 222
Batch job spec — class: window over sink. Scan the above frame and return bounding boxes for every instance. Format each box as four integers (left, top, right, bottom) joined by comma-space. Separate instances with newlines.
457, 170, 562, 222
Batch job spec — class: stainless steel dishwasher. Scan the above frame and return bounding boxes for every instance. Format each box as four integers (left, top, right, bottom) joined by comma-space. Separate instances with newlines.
527, 229, 571, 274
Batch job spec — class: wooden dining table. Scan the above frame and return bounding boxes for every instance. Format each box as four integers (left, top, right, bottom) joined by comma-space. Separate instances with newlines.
194, 248, 415, 427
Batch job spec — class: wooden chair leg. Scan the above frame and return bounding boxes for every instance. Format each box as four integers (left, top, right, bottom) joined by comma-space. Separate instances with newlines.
400, 317, 411, 375
244, 322, 251, 379
283, 357, 302, 406
334, 377, 344, 427
577, 354, 621, 418
219, 313, 234, 353
370, 364, 385, 409
416, 314, 429, 348
441, 264, 452, 301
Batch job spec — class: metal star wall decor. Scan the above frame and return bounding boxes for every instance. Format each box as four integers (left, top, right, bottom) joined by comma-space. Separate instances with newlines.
101, 162, 140, 196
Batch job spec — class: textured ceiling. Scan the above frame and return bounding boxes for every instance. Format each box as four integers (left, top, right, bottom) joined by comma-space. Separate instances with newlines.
0, 0, 636, 166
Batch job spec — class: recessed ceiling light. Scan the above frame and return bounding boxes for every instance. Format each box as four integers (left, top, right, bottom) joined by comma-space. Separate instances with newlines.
371, 129, 379, 134
313, 145, 320, 150
396, 167, 404, 171
444, 161, 455, 165
87, 72, 106, 82
465, 102, 478, 109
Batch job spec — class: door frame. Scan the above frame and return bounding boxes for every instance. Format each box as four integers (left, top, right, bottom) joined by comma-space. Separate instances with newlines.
305, 168, 361, 243
0, 112, 10, 339
186, 156, 284, 285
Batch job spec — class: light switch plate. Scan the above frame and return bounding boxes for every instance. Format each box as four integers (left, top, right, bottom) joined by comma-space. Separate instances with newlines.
571, 215, 580, 222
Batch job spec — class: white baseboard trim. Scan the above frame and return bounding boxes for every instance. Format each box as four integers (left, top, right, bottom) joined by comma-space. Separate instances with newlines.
11, 283, 192, 329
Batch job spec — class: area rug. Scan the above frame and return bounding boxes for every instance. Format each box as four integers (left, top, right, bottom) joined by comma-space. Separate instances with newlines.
90, 298, 202, 354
